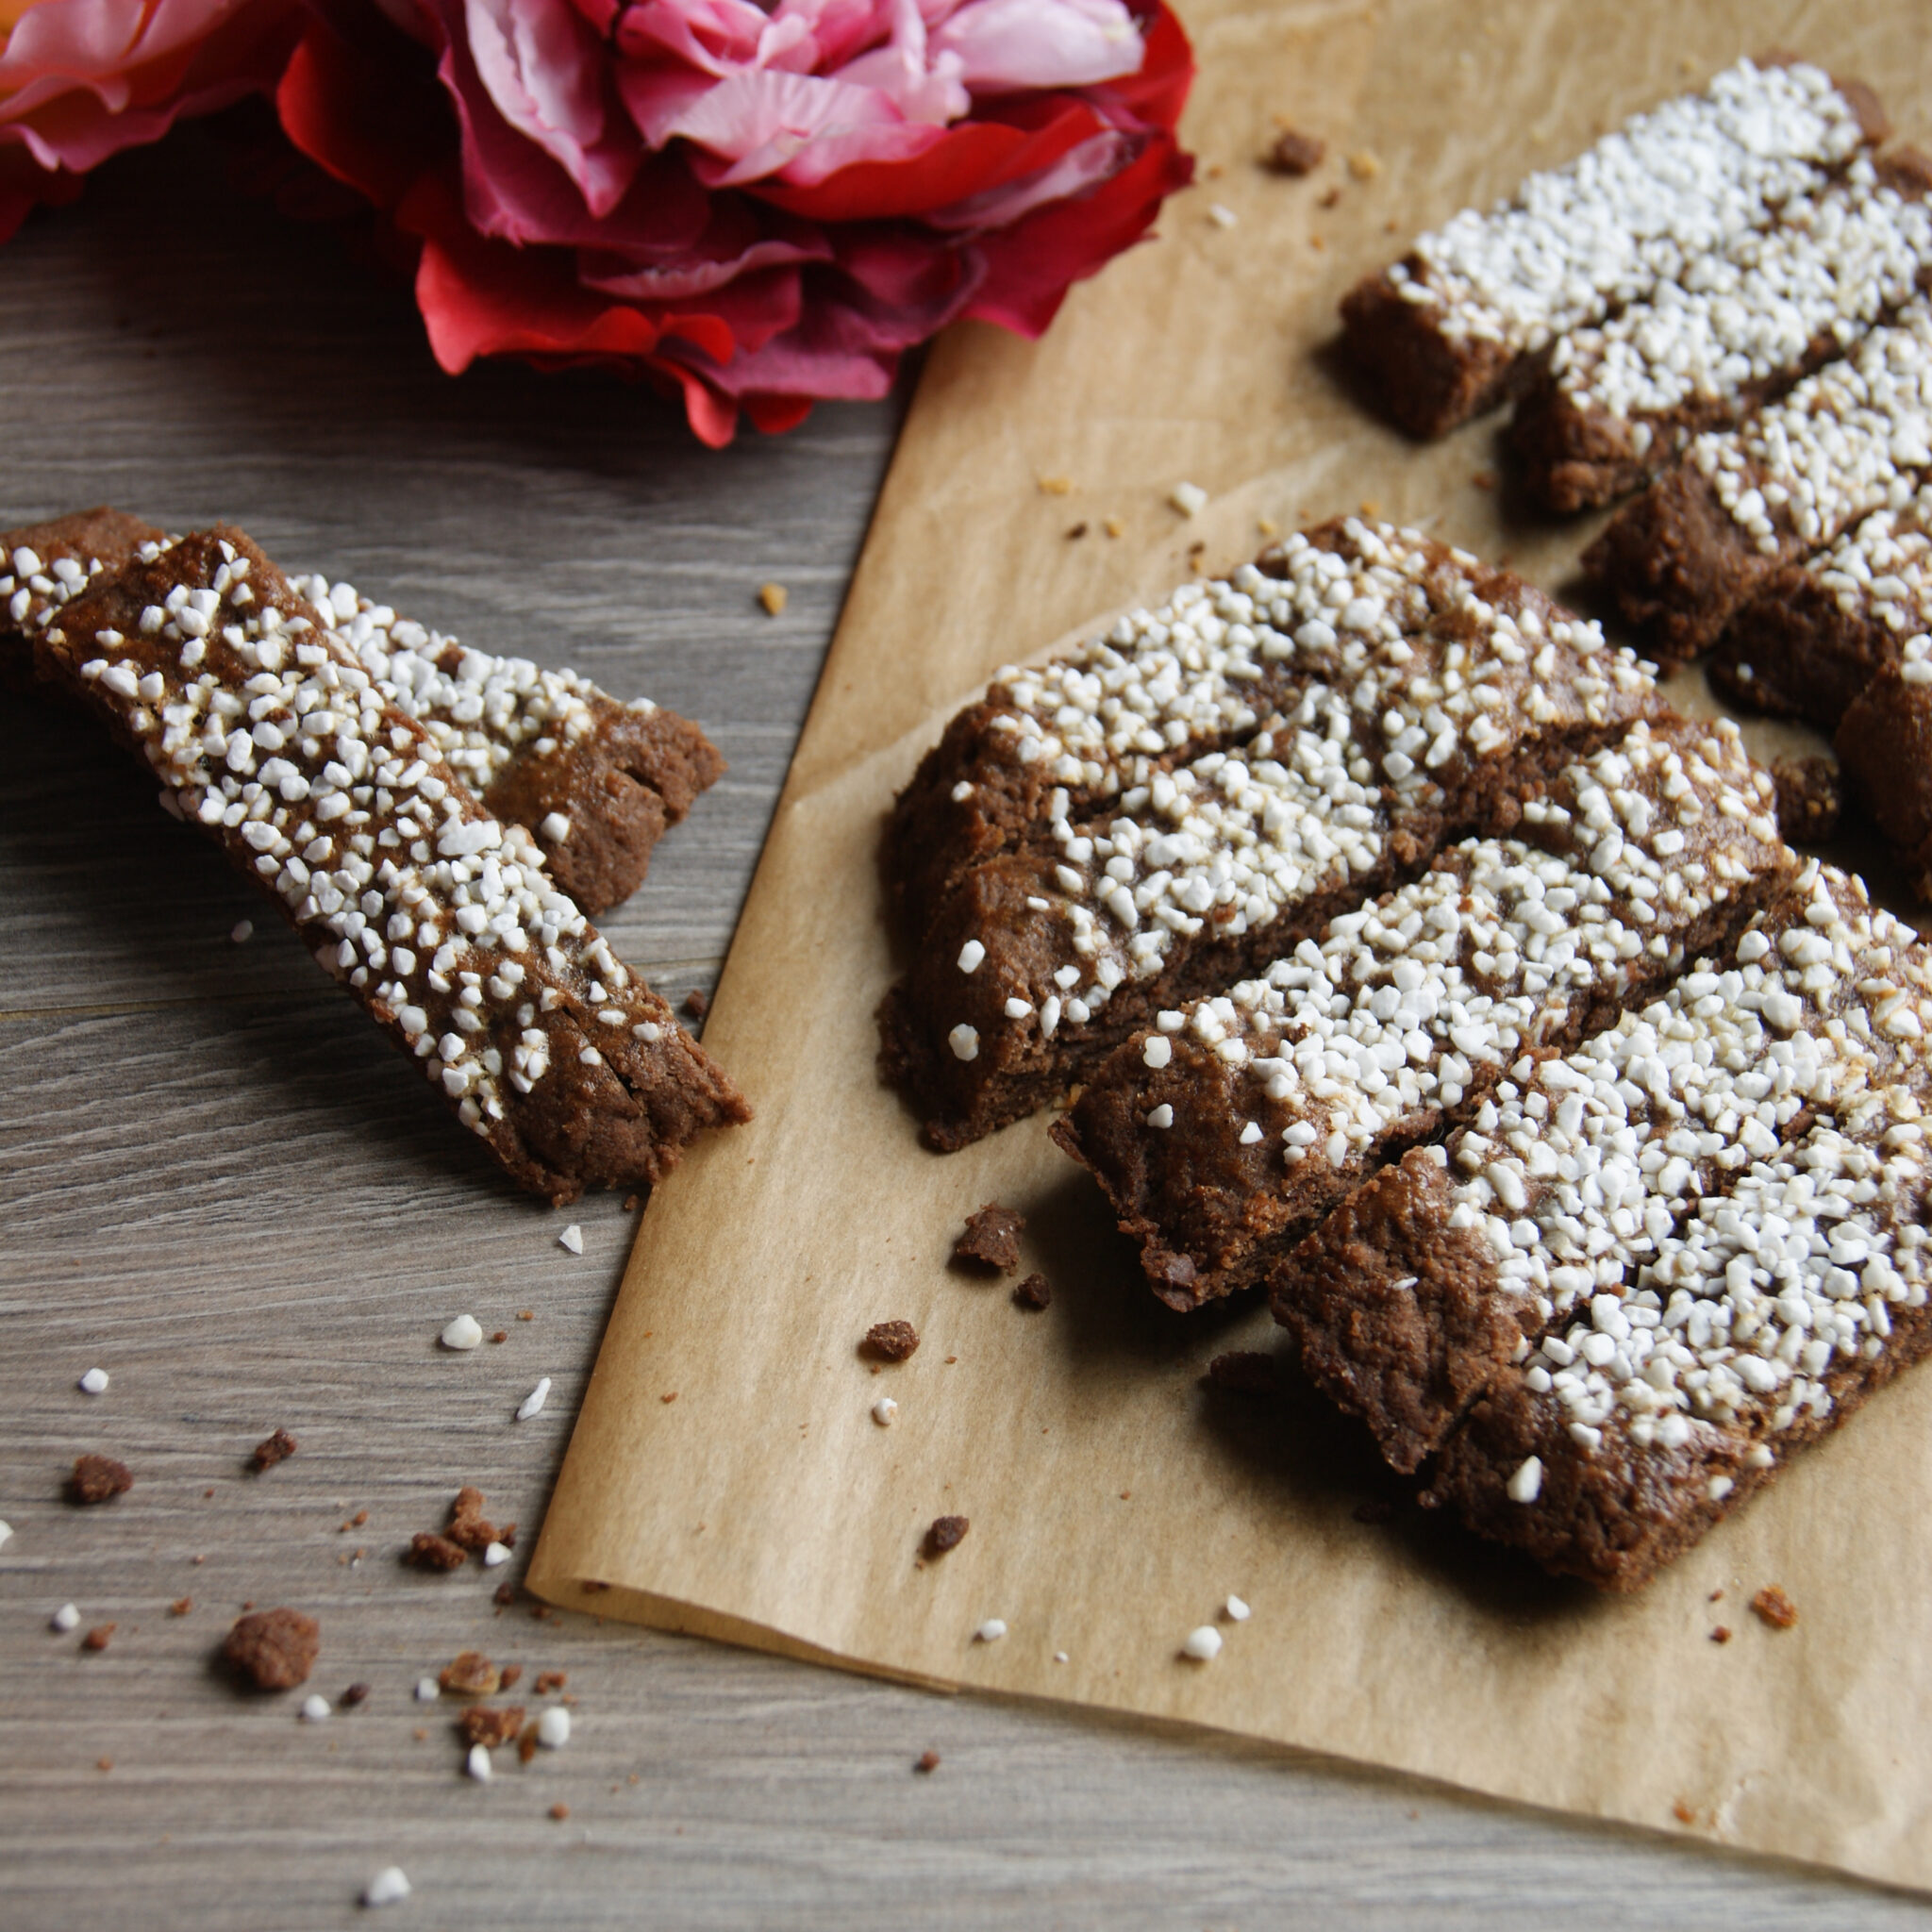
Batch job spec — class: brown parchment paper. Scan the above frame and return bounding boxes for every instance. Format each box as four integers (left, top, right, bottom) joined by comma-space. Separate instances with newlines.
529, 0, 1932, 1890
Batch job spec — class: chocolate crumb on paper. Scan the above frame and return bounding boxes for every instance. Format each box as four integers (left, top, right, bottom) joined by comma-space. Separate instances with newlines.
68, 1454, 132, 1505
249, 1428, 297, 1472
953, 1203, 1024, 1272
1752, 1586, 1799, 1630
1710, 1626, 1733, 1643
1206, 1351, 1278, 1395
925, 1515, 970, 1557
223, 1607, 319, 1690
1012, 1273, 1052, 1309
864, 1319, 920, 1361
1267, 127, 1324, 175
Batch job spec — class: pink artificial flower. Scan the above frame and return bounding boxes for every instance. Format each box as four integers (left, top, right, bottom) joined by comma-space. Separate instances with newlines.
0, 0, 299, 240
280, 0, 1193, 441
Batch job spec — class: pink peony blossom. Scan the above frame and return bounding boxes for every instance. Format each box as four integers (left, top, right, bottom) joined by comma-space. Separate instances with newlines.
279, 0, 1192, 441
0, 0, 300, 241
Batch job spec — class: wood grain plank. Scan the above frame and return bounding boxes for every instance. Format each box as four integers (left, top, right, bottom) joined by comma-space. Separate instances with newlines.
0, 124, 1921, 1930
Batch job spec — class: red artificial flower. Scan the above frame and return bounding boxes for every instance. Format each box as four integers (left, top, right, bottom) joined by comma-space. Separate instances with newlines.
278, 0, 1193, 441
0, 0, 300, 242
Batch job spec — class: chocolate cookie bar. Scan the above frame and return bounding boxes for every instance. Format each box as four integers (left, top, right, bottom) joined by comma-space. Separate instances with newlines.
1511, 151, 1932, 513
1341, 58, 1885, 440
1711, 485, 1932, 724
881, 522, 1659, 1150
1296, 865, 1932, 1590
37, 527, 749, 1202
0, 508, 165, 692
1053, 717, 1790, 1310
297, 574, 724, 915
1584, 293, 1932, 661
1274, 863, 1910, 1474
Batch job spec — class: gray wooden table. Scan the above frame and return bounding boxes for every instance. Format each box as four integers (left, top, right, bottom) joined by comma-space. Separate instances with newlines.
2, 131, 1922, 1931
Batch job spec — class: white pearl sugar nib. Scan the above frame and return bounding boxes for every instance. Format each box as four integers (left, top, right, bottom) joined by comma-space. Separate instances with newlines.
301, 1694, 331, 1722
558, 1224, 584, 1255
439, 1314, 483, 1351
516, 1377, 551, 1422
1224, 1594, 1251, 1622
361, 1866, 411, 1908
77, 1367, 108, 1395
974, 1618, 1008, 1643
871, 1397, 898, 1427
537, 1706, 572, 1749
52, 1603, 79, 1632
1183, 1625, 1223, 1661
466, 1742, 492, 1782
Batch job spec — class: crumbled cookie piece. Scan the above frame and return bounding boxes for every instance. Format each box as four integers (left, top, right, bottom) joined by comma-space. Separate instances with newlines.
1013, 1274, 1052, 1310
549, 1803, 571, 1822
445, 1486, 510, 1553
82, 1624, 116, 1652
500, 1663, 524, 1690
1770, 756, 1842, 844
1710, 1626, 1733, 1643
518, 1722, 541, 1764
493, 1581, 518, 1607
249, 1427, 297, 1473
1206, 1351, 1279, 1394
170, 1597, 192, 1616
954, 1204, 1024, 1272
1268, 128, 1325, 175
68, 1455, 132, 1505
440, 1651, 501, 1697
534, 1670, 568, 1694
914, 1749, 941, 1774
223, 1607, 319, 1690
457, 1704, 525, 1748
683, 988, 709, 1020
925, 1515, 970, 1556
407, 1532, 468, 1573
1752, 1586, 1799, 1630
341, 1682, 371, 1707
864, 1320, 921, 1362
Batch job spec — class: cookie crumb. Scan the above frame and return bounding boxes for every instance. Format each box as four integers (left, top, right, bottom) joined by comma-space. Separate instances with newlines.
342, 1682, 370, 1707
864, 1319, 921, 1361
493, 1581, 518, 1607
1770, 756, 1841, 844
914, 1750, 941, 1774
1103, 515, 1124, 538
925, 1515, 970, 1557
1751, 1586, 1798, 1630
1673, 1801, 1696, 1826
1065, 522, 1088, 540
1037, 475, 1074, 495
1318, 184, 1341, 208
517, 1309, 534, 1322
1710, 1626, 1732, 1644
97, 1757, 112, 1772
1347, 148, 1382, 180
1206, 1351, 1276, 1394
499, 1664, 523, 1690
407, 1532, 468, 1573
249, 1427, 297, 1472
1472, 470, 1496, 491
758, 582, 788, 616
82, 1623, 116, 1652
1267, 128, 1324, 175
223, 1607, 319, 1690
458, 1704, 525, 1748
447, 1486, 510, 1553
68, 1454, 132, 1505
441, 1653, 501, 1698
682, 987, 708, 1020
170, 1596, 192, 1616
491, 1330, 508, 1344
954, 1203, 1024, 1273
1013, 1274, 1052, 1309
549, 1803, 571, 1821
535, 1670, 567, 1694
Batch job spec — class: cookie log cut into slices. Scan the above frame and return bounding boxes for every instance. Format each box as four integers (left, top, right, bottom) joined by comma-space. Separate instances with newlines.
1510, 149, 1932, 513
1275, 864, 1932, 1591
1340, 56, 1887, 440
291, 571, 724, 915
36, 527, 748, 1202
1711, 482, 1932, 724
880, 518, 1661, 1152
1054, 716, 1791, 1310
1584, 292, 1932, 663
